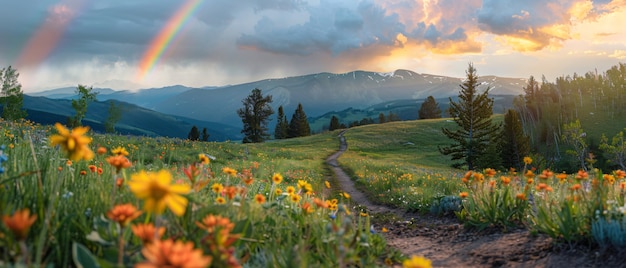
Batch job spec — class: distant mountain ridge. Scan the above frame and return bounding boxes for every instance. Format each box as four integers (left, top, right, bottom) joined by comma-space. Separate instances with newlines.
28, 69, 526, 136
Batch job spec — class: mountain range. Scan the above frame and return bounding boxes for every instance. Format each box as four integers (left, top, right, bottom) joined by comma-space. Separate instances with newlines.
25, 69, 526, 140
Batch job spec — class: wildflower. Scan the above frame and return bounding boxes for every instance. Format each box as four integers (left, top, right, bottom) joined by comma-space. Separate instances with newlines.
342, 192, 351, 199
603, 174, 616, 185
297, 180, 309, 190
535, 183, 548, 191
223, 186, 237, 200
116, 178, 124, 188
302, 202, 314, 214
106, 204, 142, 228
290, 194, 302, 203
571, 184, 582, 191
80, 170, 87, 176
222, 167, 237, 176
137, 239, 212, 268
488, 180, 496, 188
360, 212, 368, 217
459, 192, 469, 198
254, 194, 266, 204
575, 170, 589, 180
501, 176, 511, 186
527, 178, 534, 184
484, 168, 496, 177
616, 170, 626, 179
325, 181, 331, 189
97, 146, 107, 155
516, 193, 527, 201
66, 160, 72, 166
275, 188, 283, 195
198, 154, 210, 165
621, 181, 626, 190
523, 156, 532, 165
508, 167, 517, 175
88, 164, 97, 172
195, 214, 234, 233
524, 170, 535, 179
107, 155, 132, 173
286, 186, 296, 195
97, 167, 103, 175
211, 183, 224, 194
132, 223, 165, 245
556, 173, 568, 183
272, 173, 283, 184
242, 176, 254, 186
473, 172, 484, 183
539, 170, 553, 180
111, 146, 129, 156
215, 197, 226, 204
128, 170, 190, 216
49, 123, 94, 161
2, 209, 37, 240
313, 198, 329, 208
402, 255, 432, 268
343, 205, 351, 215
382, 227, 389, 233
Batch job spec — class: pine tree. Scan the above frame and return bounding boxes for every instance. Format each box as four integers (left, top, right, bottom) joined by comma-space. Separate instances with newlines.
329, 115, 341, 131
418, 96, 442, 119
378, 113, 386, 123
1, 66, 27, 121
288, 103, 311, 138
274, 106, 289, 139
70, 85, 98, 127
439, 63, 501, 170
500, 109, 530, 171
237, 88, 274, 143
201, 128, 210, 141
188, 125, 200, 141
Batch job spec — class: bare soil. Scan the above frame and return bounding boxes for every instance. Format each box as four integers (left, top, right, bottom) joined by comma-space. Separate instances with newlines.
326, 131, 626, 268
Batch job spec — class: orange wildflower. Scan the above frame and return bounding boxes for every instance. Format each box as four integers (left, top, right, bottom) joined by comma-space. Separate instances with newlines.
223, 186, 237, 200
500, 176, 511, 186
527, 178, 534, 184
616, 170, 626, 179
302, 202, 314, 215
516, 193, 527, 201
80, 170, 87, 176
2, 209, 37, 240
575, 170, 589, 180
254, 194, 266, 204
196, 214, 234, 233
107, 155, 132, 173
571, 184, 582, 191
242, 176, 254, 186
484, 168, 496, 177
116, 177, 124, 188
97, 146, 107, 155
136, 239, 212, 268
535, 183, 548, 191
106, 204, 142, 227
132, 223, 165, 245
539, 169, 553, 180
313, 198, 329, 208
556, 173, 568, 183
88, 164, 97, 172
488, 180, 496, 188
524, 170, 535, 179
459, 192, 469, 198
473, 172, 484, 183
603, 174, 616, 185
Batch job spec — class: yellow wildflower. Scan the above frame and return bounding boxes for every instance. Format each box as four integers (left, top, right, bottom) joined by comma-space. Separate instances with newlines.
111, 146, 129, 156
128, 170, 190, 216
523, 156, 532, 165
198, 154, 210, 165
272, 173, 283, 184
222, 167, 237, 176
211, 183, 224, 194
49, 123, 94, 161
403, 255, 432, 268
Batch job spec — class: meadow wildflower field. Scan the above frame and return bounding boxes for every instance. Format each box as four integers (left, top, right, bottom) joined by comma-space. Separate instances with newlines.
2, 117, 626, 267
0, 119, 408, 267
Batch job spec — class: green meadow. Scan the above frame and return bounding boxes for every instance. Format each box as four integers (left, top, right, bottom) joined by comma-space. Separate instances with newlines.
2, 114, 626, 267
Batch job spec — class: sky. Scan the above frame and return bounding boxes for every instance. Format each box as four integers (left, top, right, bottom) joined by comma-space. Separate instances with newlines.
1, 0, 625, 93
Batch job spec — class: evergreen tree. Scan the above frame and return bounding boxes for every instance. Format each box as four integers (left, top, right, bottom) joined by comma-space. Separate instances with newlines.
387, 111, 400, 122
104, 101, 122, 133
378, 113, 386, 123
1, 66, 27, 121
439, 63, 501, 170
500, 109, 530, 171
274, 106, 289, 139
288, 103, 311, 138
70, 85, 98, 127
188, 125, 200, 141
237, 88, 274, 143
329, 115, 341, 131
201, 128, 210, 141
418, 96, 442, 119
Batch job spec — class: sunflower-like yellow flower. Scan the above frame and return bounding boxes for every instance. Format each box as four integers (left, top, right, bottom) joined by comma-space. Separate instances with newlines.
523, 156, 532, 165
111, 146, 129, 156
128, 170, 190, 216
2, 209, 37, 240
222, 167, 237, 176
136, 239, 212, 268
403, 255, 432, 268
272, 173, 283, 184
49, 123, 94, 161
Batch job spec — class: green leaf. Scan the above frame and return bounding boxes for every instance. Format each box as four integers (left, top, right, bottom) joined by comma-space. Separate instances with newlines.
72, 242, 101, 268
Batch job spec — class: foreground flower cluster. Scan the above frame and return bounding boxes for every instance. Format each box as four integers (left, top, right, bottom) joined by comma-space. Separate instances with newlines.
0, 121, 400, 267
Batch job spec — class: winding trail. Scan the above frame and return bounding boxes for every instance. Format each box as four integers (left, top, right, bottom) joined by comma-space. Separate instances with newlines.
322, 130, 609, 268
325, 130, 392, 214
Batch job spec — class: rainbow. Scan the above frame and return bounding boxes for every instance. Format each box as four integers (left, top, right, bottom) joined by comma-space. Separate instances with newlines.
136, 0, 203, 81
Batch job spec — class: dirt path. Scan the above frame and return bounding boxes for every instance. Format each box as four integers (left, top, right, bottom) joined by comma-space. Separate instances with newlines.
325, 131, 621, 268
